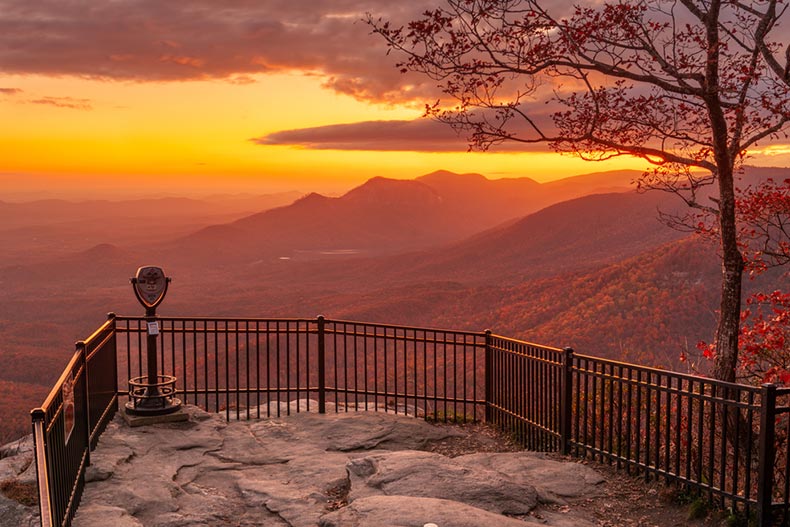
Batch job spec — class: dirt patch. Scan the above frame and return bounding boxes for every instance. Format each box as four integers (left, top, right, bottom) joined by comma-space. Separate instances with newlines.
325, 477, 351, 512
429, 421, 733, 527
530, 456, 725, 527
0, 478, 38, 507
426, 421, 523, 457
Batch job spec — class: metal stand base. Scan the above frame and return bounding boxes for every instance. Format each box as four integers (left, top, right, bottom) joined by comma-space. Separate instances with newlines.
121, 404, 189, 427
126, 374, 182, 416
124, 397, 183, 416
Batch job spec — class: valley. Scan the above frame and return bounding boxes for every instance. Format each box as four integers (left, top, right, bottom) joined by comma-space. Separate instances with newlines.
0, 167, 785, 443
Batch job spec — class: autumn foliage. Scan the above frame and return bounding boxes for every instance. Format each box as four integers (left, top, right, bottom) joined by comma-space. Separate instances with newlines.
371, 0, 790, 383
692, 177, 790, 383
738, 290, 790, 383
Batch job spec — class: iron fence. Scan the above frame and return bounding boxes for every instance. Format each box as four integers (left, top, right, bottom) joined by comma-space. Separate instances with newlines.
571, 354, 765, 522
115, 316, 319, 419
321, 319, 485, 419
113, 316, 486, 421
30, 314, 790, 526
30, 316, 117, 527
485, 334, 567, 451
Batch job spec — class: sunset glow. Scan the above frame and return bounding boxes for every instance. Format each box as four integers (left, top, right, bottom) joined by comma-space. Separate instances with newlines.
1, 0, 788, 199
1, 72, 650, 198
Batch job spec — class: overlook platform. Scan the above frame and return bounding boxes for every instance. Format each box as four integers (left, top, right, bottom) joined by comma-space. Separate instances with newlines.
73, 402, 605, 527
27, 315, 790, 526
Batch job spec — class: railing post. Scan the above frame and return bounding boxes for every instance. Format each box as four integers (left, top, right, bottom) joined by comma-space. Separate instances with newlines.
317, 315, 326, 414
31, 408, 53, 527
107, 312, 118, 401
560, 347, 574, 455
484, 330, 492, 423
758, 383, 778, 527
76, 341, 91, 467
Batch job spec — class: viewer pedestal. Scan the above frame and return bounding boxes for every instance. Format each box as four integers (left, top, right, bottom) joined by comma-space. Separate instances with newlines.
121, 405, 190, 427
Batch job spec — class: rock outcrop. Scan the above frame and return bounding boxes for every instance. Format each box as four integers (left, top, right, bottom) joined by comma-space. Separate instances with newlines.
0, 434, 39, 527
2, 402, 607, 526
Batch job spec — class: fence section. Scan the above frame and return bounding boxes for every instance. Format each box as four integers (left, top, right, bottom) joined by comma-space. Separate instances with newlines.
323, 320, 486, 420
571, 354, 764, 520
31, 349, 90, 527
114, 316, 486, 421
115, 316, 319, 420
486, 335, 567, 451
82, 317, 118, 449
760, 386, 790, 525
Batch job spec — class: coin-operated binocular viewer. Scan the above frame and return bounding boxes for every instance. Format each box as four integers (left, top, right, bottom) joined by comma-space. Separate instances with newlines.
125, 266, 182, 416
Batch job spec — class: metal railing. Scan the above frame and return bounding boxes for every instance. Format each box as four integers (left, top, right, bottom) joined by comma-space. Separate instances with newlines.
30, 314, 790, 526
571, 354, 766, 523
31, 317, 118, 527
114, 316, 486, 421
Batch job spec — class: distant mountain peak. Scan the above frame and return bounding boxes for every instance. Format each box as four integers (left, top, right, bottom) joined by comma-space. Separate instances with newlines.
418, 170, 488, 183
342, 176, 441, 206
296, 192, 330, 204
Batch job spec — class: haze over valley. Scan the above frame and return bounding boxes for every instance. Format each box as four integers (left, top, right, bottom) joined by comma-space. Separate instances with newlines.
1, 166, 786, 442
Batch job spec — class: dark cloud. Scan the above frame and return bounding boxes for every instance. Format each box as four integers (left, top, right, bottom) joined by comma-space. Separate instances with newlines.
28, 96, 92, 110
254, 119, 552, 152
0, 0, 438, 103
0, 87, 21, 95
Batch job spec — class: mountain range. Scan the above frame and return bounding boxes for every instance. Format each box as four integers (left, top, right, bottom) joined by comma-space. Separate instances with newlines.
0, 165, 786, 443
162, 169, 641, 266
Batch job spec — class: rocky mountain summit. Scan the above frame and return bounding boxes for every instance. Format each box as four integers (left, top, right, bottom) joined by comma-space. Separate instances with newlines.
0, 434, 38, 527
5, 401, 679, 526
73, 402, 606, 527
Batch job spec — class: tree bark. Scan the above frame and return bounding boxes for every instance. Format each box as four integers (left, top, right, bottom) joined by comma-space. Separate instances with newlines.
712, 164, 744, 384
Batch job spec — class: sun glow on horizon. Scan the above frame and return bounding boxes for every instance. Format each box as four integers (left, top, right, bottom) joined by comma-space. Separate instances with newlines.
4, 70, 787, 200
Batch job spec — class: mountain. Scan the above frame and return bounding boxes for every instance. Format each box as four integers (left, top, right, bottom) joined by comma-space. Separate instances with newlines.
164, 169, 641, 267
261, 189, 691, 290
167, 178, 448, 264
399, 190, 690, 284
4, 165, 786, 443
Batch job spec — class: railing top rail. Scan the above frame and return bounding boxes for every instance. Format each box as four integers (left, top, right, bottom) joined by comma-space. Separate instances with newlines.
574, 352, 763, 394
80, 317, 115, 348
34, 349, 82, 415
114, 315, 317, 324
117, 314, 489, 338
488, 333, 565, 353
323, 318, 487, 338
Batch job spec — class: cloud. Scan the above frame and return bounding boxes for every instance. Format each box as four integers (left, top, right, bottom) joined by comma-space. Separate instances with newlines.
0, 87, 22, 95
253, 119, 553, 153
0, 0, 439, 103
28, 96, 92, 110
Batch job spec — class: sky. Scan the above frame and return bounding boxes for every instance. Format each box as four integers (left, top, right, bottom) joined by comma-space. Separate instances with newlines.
2, 0, 790, 200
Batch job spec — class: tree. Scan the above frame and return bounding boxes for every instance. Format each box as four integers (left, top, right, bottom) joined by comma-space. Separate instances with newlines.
693, 177, 790, 383
737, 177, 790, 273
738, 290, 790, 382
370, 0, 790, 382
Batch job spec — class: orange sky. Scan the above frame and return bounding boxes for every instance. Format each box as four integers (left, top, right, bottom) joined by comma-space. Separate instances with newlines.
1, 1, 789, 200
1, 72, 652, 199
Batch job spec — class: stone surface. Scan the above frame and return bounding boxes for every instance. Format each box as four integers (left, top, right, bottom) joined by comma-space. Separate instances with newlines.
459, 451, 606, 504
0, 434, 36, 485
318, 495, 550, 527
347, 450, 539, 515
1, 401, 608, 527
0, 434, 38, 527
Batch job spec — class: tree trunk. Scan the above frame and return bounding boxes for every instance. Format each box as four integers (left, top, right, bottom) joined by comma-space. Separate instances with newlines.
712, 164, 744, 384
710, 164, 751, 463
